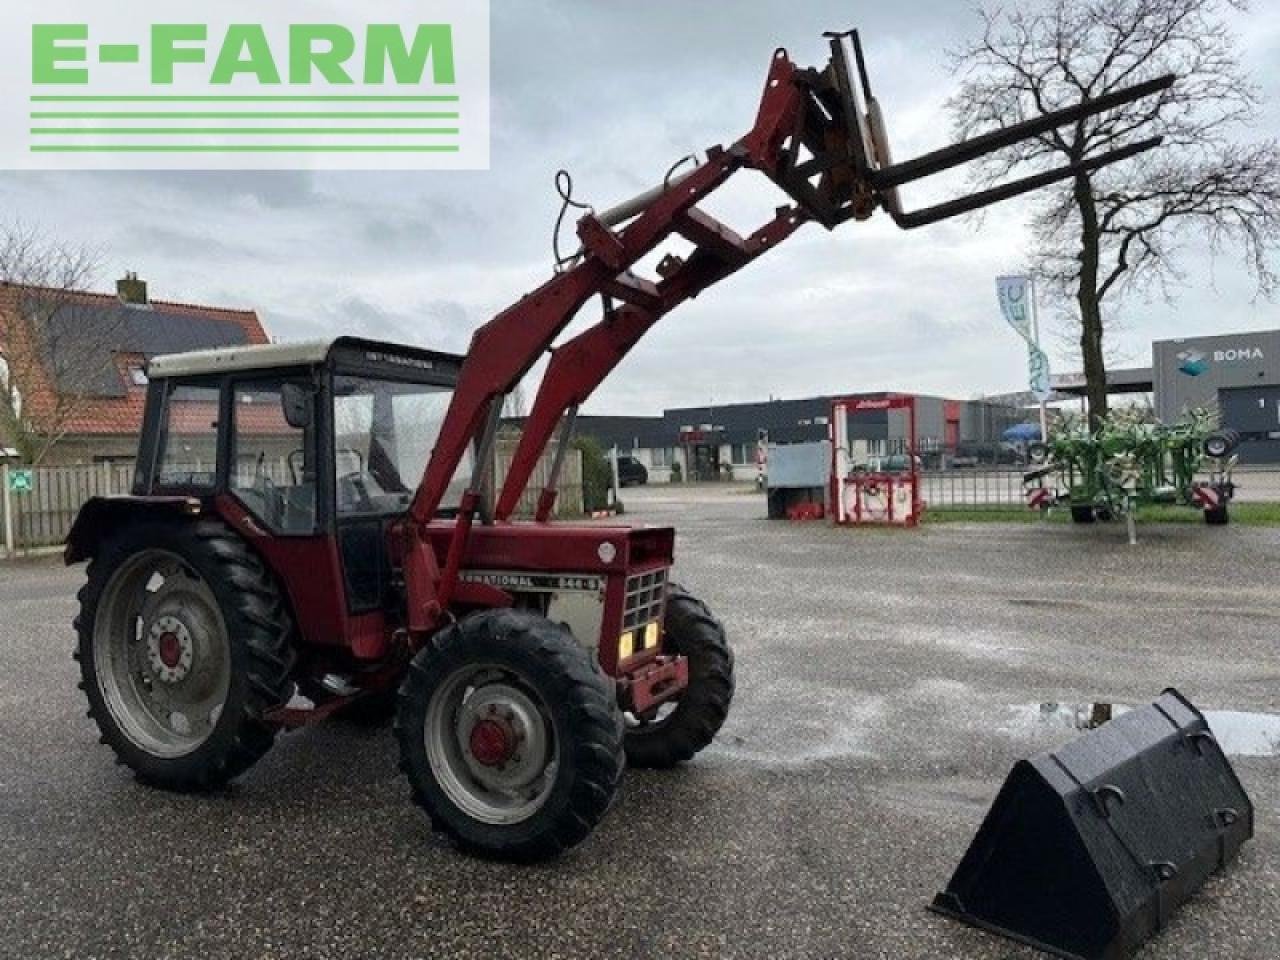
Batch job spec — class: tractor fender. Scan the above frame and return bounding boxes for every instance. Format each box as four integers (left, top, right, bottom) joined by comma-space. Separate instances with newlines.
64, 495, 203, 565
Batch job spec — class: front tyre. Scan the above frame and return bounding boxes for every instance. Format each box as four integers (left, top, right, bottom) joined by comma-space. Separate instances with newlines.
75, 520, 295, 791
624, 584, 735, 769
396, 610, 623, 862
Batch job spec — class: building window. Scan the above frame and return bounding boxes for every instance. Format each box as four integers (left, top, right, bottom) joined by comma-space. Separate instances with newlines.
731, 442, 756, 465
651, 447, 678, 467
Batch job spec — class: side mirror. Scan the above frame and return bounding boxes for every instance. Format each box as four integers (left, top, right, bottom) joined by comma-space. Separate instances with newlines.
281, 382, 313, 430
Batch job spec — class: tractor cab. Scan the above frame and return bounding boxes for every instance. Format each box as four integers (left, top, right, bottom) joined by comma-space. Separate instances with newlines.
92, 337, 473, 659
138, 336, 468, 527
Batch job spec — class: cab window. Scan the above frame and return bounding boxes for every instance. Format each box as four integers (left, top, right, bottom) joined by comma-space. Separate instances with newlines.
230, 379, 317, 534
332, 374, 469, 516
156, 383, 220, 490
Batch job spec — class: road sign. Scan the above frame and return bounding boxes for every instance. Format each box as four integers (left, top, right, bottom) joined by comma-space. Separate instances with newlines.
8, 469, 33, 494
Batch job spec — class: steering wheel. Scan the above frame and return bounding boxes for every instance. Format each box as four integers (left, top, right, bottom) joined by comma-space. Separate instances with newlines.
287, 448, 306, 485
252, 451, 283, 523
337, 471, 376, 513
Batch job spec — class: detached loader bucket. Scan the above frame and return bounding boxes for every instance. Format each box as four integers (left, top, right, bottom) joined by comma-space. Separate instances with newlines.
931, 689, 1253, 960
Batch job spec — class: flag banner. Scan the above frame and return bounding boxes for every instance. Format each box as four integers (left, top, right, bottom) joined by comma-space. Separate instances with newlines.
996, 275, 1033, 341
996, 275, 1053, 401
1029, 344, 1052, 402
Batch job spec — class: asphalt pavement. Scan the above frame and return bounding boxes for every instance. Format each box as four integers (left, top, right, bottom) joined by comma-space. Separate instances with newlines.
0, 485, 1276, 959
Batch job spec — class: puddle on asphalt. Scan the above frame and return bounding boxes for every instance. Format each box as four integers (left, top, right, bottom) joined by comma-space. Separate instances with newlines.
1012, 701, 1280, 758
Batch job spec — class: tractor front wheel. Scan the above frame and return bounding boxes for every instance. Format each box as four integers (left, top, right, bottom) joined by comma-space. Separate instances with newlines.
396, 610, 623, 862
75, 520, 295, 790
624, 584, 735, 769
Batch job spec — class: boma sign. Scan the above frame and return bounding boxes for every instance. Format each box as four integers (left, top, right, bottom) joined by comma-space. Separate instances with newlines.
1213, 347, 1265, 363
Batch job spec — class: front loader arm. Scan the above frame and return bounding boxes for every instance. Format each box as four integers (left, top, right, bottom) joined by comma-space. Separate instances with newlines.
402, 30, 1174, 630
493, 205, 807, 522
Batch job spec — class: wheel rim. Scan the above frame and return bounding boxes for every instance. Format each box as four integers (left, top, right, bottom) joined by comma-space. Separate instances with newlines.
92, 549, 231, 758
424, 665, 557, 825
625, 700, 679, 732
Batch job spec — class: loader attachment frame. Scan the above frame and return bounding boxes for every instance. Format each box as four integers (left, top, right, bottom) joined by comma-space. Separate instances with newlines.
401, 30, 1174, 633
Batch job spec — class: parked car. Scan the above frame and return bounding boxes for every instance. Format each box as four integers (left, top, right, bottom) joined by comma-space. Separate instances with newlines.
617, 455, 649, 486
853, 454, 922, 473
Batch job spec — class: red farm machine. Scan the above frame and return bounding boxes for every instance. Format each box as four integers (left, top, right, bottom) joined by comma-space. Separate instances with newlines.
831, 395, 925, 527
65, 32, 1172, 860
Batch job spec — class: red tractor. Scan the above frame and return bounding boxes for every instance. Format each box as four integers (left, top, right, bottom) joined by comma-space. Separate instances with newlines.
65, 32, 1171, 861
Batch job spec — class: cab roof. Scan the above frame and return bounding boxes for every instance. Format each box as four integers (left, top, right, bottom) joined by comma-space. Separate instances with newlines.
146, 336, 463, 379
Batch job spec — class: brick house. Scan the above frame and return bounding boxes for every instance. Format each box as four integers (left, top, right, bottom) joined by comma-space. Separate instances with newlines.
0, 274, 269, 465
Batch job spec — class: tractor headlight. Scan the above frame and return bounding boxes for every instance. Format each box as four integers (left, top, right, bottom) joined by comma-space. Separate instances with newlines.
619, 621, 662, 661
644, 622, 660, 649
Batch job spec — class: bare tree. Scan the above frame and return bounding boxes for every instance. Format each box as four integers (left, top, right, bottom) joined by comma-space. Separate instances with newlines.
949, 0, 1280, 426
0, 222, 113, 465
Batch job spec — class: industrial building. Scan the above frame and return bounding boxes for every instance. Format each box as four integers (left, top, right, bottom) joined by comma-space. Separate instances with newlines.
989, 327, 1280, 464
546, 394, 1023, 483
1153, 330, 1280, 463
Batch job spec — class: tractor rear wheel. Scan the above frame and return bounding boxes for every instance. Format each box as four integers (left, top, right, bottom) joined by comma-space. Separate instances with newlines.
624, 584, 735, 769
75, 520, 295, 790
396, 609, 623, 862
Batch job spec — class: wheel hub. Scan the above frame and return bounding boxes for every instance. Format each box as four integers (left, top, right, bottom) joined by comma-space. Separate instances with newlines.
146, 614, 195, 684
455, 682, 549, 793
469, 718, 515, 767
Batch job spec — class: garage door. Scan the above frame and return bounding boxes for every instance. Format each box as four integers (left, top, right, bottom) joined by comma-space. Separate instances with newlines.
1219, 385, 1280, 463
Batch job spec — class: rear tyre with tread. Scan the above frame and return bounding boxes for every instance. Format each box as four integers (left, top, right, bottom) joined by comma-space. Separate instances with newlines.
624, 584, 734, 769
396, 610, 623, 862
74, 519, 295, 791
1205, 505, 1230, 526
1070, 505, 1096, 524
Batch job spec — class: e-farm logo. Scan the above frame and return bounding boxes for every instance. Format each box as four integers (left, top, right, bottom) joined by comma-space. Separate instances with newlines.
0, 1, 489, 170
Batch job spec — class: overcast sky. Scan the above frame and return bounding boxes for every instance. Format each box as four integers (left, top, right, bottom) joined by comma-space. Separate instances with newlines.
1, 1, 1278, 414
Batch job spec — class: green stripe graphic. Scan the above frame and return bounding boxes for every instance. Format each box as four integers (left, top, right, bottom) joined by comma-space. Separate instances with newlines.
32, 128, 460, 136
31, 95, 460, 103
31, 144, 462, 153
32, 111, 459, 120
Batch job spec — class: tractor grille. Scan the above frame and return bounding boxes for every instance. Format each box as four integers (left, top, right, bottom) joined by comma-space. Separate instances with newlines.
622, 568, 668, 630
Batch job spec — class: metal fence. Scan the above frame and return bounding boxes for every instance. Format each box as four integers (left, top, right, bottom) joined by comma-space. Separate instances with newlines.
920, 468, 1027, 510
1, 451, 584, 557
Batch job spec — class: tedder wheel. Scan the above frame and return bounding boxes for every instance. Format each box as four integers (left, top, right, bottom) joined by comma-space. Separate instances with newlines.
623, 583, 735, 769
1205, 504, 1230, 526
75, 520, 295, 790
1070, 505, 1097, 524
395, 609, 624, 862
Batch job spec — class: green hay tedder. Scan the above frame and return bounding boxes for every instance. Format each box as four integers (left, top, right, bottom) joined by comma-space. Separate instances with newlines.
1023, 409, 1240, 527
